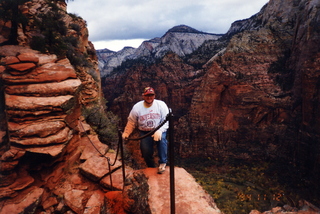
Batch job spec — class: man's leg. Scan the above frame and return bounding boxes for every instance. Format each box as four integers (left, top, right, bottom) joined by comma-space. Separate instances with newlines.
140, 133, 155, 167
157, 132, 168, 164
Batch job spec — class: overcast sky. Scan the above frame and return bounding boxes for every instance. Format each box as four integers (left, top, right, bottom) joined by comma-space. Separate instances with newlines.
67, 0, 269, 51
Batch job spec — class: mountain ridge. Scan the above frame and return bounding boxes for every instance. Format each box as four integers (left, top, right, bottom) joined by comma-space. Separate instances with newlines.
96, 24, 222, 77
166, 24, 221, 35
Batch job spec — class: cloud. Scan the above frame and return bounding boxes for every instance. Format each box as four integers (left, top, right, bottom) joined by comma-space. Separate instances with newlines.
93, 39, 146, 51
67, 0, 269, 51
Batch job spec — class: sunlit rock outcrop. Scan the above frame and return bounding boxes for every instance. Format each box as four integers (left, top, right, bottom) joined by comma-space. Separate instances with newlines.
1, 46, 77, 155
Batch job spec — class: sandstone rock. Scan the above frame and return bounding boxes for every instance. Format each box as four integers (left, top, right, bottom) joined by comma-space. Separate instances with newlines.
79, 154, 122, 182
56, 58, 74, 69
69, 173, 83, 186
11, 127, 71, 146
83, 190, 105, 214
0, 187, 17, 198
250, 210, 262, 214
5, 79, 82, 96
298, 200, 320, 213
0, 131, 5, 144
0, 186, 44, 214
8, 120, 66, 138
79, 134, 109, 161
55, 201, 68, 213
7, 62, 37, 72
25, 143, 67, 157
42, 195, 58, 210
17, 52, 39, 63
6, 109, 59, 117
77, 118, 92, 133
271, 207, 283, 213
64, 189, 85, 214
2, 63, 77, 84
2, 56, 19, 65
35, 53, 57, 65
100, 166, 135, 191
51, 179, 73, 197
0, 160, 19, 171
0, 172, 17, 188
0, 65, 5, 74
5, 94, 73, 111
283, 204, 296, 212
9, 171, 34, 191
259, 201, 320, 214
0, 148, 25, 161
0, 45, 38, 57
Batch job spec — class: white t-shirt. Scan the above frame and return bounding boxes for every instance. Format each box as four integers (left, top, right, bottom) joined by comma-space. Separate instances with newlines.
128, 99, 169, 132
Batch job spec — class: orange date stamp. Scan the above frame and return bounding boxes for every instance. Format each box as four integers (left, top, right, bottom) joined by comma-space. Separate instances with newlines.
238, 192, 283, 201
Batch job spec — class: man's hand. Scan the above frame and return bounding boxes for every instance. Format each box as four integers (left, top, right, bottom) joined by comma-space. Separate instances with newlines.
123, 121, 135, 140
122, 132, 129, 140
152, 130, 162, 141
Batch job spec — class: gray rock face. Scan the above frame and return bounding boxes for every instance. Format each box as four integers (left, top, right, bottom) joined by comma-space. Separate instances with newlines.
97, 47, 136, 77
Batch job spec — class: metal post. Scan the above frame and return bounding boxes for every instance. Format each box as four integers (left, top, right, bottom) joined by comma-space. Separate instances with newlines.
119, 130, 126, 191
168, 109, 175, 214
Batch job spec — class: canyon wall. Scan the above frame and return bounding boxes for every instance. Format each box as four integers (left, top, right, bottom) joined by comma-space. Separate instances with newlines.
177, 0, 320, 176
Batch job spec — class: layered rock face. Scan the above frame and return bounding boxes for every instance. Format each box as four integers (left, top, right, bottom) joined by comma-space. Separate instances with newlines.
0, 46, 83, 211
1, 47, 78, 157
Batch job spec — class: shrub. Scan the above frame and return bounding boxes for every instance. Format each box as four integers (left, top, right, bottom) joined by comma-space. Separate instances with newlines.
69, 23, 81, 35
30, 36, 47, 53
82, 105, 119, 146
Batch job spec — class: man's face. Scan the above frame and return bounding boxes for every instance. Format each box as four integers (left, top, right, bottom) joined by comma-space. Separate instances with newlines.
143, 94, 155, 104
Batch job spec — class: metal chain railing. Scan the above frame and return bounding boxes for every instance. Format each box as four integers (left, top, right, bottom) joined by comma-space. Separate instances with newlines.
78, 119, 121, 190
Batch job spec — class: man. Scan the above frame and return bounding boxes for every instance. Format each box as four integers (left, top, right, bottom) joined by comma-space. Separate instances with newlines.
122, 87, 169, 174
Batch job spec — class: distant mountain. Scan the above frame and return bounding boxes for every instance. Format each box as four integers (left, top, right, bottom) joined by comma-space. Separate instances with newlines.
167, 25, 215, 34
97, 47, 136, 77
96, 25, 222, 77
